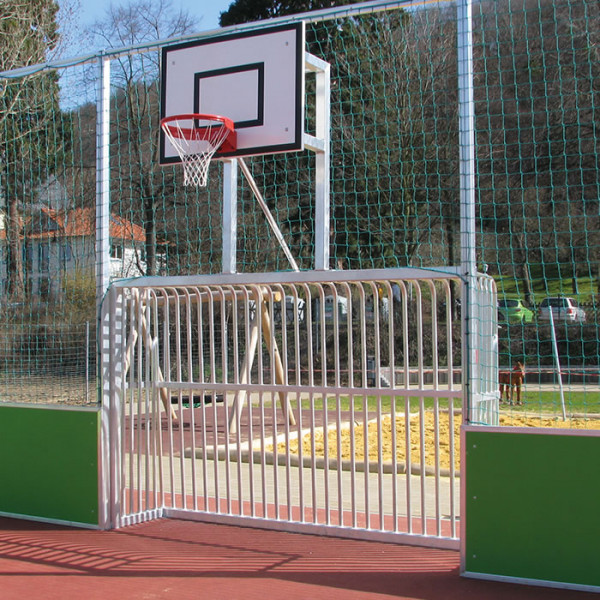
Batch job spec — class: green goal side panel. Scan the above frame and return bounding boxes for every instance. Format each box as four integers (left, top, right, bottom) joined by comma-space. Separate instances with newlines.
464, 428, 600, 588
0, 406, 99, 526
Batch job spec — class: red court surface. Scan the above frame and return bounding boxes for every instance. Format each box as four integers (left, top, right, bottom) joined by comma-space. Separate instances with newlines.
0, 516, 597, 600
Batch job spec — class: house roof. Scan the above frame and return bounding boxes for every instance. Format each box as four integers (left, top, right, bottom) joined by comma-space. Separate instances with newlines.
13, 207, 146, 243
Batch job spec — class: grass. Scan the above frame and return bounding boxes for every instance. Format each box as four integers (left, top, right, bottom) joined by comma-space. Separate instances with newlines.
501, 390, 599, 415
494, 263, 597, 306
295, 390, 599, 416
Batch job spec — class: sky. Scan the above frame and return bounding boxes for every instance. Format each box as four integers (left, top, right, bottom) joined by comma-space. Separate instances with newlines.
68, 0, 234, 51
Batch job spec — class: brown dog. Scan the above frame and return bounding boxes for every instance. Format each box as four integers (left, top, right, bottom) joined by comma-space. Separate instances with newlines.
499, 362, 525, 405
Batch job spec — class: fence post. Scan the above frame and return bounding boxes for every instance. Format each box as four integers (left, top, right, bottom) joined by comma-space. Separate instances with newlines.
548, 310, 567, 420
96, 52, 111, 310
457, 0, 477, 422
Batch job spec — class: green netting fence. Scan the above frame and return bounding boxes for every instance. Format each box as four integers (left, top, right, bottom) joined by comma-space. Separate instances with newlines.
0, 0, 598, 424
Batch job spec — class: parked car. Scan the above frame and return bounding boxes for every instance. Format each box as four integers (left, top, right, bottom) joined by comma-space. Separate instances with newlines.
537, 296, 586, 323
497, 298, 534, 323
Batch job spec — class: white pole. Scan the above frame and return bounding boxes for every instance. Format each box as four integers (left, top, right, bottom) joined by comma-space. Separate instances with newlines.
548, 310, 567, 420
96, 53, 112, 528
222, 159, 238, 274
86, 320, 90, 403
457, 0, 477, 422
310, 54, 331, 271
457, 0, 475, 574
96, 52, 111, 311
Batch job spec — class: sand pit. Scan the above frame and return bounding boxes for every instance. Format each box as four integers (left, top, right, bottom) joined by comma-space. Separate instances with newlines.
273, 412, 595, 473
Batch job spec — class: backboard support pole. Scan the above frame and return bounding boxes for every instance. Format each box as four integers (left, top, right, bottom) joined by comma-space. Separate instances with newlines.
306, 52, 331, 271
222, 159, 238, 274
219, 51, 330, 274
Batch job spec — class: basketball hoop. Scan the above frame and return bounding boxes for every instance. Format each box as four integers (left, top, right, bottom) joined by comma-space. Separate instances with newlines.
160, 114, 237, 187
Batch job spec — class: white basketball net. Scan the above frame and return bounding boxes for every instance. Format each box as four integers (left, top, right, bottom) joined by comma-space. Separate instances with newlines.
161, 117, 232, 187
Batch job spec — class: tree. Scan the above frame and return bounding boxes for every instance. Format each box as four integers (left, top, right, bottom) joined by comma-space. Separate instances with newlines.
0, 0, 61, 302
475, 0, 600, 296
220, 0, 356, 27
88, 0, 199, 275
326, 9, 462, 271
220, 0, 461, 272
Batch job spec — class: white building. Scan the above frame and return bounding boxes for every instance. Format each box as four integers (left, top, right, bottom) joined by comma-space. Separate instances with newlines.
0, 206, 150, 300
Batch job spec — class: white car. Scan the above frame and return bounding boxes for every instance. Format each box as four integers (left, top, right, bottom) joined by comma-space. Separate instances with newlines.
538, 297, 586, 323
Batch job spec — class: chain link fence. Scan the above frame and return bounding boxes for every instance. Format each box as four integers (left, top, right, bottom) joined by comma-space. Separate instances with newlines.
0, 0, 598, 422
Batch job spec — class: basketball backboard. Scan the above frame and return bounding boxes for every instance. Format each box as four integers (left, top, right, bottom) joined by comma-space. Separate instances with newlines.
160, 23, 305, 163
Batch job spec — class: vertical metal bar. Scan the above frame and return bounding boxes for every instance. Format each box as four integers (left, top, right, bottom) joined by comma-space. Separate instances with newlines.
249, 287, 266, 518
396, 281, 412, 534
289, 284, 302, 522
104, 286, 123, 528
357, 284, 369, 529
280, 285, 293, 519
458, 0, 477, 417
258, 329, 267, 519
376, 389, 383, 531
405, 394, 412, 535
243, 289, 256, 518
449, 393, 457, 539
96, 53, 111, 311
323, 284, 339, 526
311, 56, 330, 271
442, 279, 458, 539
311, 286, 325, 523
86, 321, 90, 403
237, 286, 251, 516
262, 292, 278, 519
96, 53, 112, 524
225, 285, 241, 515
206, 287, 220, 512
222, 159, 238, 274
428, 281, 442, 536
150, 291, 165, 511
124, 292, 134, 517
549, 309, 567, 420
295, 387, 304, 523
384, 281, 398, 533
148, 291, 160, 514
298, 283, 313, 523
143, 294, 152, 514
134, 293, 143, 515
340, 281, 353, 527
160, 289, 175, 508
273, 286, 288, 519
414, 282, 428, 536
369, 282, 385, 531
197, 287, 209, 512
172, 289, 187, 509
217, 288, 232, 514
308, 390, 317, 523
182, 289, 198, 511
150, 338, 160, 513
458, 0, 475, 564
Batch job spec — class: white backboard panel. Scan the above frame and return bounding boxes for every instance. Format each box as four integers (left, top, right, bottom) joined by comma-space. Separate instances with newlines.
160, 23, 305, 162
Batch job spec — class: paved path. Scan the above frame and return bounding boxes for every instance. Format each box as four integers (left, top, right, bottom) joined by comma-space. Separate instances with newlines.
158, 454, 461, 519
1, 516, 597, 600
